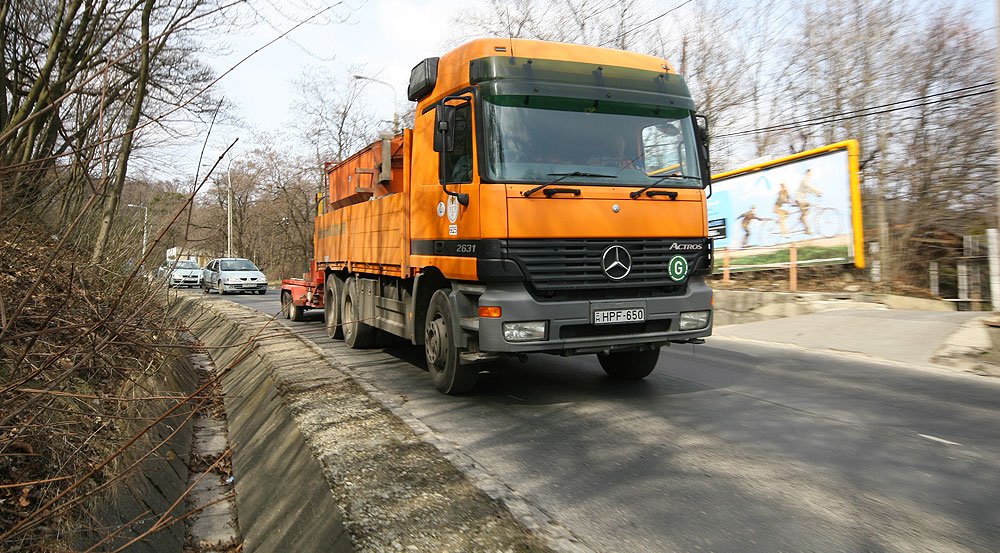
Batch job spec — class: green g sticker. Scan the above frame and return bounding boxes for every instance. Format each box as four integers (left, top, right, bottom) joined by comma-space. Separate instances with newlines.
668, 255, 689, 282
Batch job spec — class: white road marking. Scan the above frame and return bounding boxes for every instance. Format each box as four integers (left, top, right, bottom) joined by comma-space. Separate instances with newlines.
917, 434, 961, 446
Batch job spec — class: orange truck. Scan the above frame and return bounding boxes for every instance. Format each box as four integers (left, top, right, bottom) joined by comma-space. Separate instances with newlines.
281, 38, 713, 394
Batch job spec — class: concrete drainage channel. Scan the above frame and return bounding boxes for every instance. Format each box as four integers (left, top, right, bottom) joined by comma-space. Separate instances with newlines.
171, 295, 574, 553
183, 346, 241, 551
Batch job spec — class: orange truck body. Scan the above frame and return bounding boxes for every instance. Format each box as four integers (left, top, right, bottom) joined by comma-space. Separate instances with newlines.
281, 38, 714, 393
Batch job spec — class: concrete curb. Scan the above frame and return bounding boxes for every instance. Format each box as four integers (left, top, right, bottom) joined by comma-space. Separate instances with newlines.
296, 339, 594, 553
171, 295, 557, 552
932, 316, 1000, 377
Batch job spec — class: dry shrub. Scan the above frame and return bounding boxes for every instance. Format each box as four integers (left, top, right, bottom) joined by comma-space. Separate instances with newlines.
0, 214, 194, 551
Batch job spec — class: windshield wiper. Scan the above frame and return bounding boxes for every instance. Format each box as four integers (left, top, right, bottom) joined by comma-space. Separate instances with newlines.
523, 171, 618, 197
628, 174, 701, 199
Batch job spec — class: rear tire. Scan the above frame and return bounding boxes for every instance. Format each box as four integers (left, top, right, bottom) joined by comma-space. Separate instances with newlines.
597, 348, 660, 380
281, 291, 304, 322
342, 278, 376, 348
324, 275, 344, 339
425, 290, 477, 394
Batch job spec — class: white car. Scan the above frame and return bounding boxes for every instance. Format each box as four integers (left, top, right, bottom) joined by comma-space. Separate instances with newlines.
157, 260, 203, 288
202, 258, 267, 295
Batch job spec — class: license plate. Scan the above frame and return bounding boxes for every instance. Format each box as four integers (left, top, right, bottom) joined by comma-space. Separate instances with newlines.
593, 308, 645, 325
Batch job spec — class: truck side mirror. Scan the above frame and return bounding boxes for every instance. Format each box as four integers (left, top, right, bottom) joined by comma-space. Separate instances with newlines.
694, 113, 712, 196
435, 95, 472, 207
433, 104, 457, 153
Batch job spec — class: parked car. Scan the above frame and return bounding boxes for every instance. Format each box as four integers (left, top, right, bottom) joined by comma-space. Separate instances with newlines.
202, 258, 268, 295
156, 259, 203, 288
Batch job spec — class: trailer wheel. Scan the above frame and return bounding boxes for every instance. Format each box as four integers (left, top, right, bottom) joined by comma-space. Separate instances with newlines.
425, 290, 477, 395
324, 276, 344, 339
342, 278, 375, 348
597, 348, 660, 380
281, 291, 304, 322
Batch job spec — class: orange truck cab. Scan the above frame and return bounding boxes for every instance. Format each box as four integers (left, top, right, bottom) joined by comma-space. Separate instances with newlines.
283, 38, 713, 394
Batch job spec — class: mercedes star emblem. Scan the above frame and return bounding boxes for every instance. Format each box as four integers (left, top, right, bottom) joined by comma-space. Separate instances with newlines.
601, 245, 632, 280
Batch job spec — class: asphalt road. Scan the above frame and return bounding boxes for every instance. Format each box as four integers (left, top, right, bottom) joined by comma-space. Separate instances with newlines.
218, 291, 1000, 553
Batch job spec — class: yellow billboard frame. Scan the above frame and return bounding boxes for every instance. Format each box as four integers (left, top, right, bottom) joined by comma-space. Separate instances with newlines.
711, 139, 864, 269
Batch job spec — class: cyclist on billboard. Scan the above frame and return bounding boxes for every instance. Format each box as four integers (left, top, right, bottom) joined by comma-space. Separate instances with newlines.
796, 169, 823, 234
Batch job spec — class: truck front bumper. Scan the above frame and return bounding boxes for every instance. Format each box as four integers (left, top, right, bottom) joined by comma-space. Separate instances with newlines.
470, 278, 713, 355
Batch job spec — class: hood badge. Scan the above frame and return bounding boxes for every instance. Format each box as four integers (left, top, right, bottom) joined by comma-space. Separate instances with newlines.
601, 245, 632, 281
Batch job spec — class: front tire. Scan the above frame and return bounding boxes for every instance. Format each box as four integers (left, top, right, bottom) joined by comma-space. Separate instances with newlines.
217, 281, 226, 295
324, 275, 344, 339
760, 220, 781, 246
425, 290, 477, 395
258, 288, 267, 295
597, 348, 660, 380
342, 278, 376, 348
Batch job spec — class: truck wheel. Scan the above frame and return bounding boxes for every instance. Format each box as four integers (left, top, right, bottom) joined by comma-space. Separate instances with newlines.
281, 292, 304, 322
342, 278, 375, 348
597, 348, 660, 380
425, 290, 477, 395
324, 276, 344, 339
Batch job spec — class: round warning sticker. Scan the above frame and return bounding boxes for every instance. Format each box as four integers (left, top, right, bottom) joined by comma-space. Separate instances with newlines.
446, 195, 460, 223
668, 255, 689, 282
436, 201, 446, 218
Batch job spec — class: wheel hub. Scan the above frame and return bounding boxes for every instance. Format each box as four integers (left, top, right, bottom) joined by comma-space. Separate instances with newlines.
425, 317, 447, 368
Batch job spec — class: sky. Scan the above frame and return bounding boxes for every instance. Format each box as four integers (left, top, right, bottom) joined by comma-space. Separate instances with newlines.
183, 0, 473, 176
156, 0, 997, 182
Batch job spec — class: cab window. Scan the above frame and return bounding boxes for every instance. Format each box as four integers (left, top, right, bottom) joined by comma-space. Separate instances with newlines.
443, 103, 473, 184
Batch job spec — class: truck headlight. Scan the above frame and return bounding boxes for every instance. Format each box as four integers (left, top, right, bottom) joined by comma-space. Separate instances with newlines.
503, 321, 547, 342
679, 310, 710, 331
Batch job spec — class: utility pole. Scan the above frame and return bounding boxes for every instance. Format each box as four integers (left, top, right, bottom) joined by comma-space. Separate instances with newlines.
991, 0, 1000, 312
876, 128, 890, 289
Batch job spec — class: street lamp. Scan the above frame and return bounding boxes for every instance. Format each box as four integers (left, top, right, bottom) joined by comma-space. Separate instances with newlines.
126, 203, 148, 255
226, 159, 234, 258
352, 74, 399, 134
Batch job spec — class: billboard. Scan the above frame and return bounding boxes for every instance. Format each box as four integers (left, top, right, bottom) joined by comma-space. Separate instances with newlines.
708, 140, 864, 271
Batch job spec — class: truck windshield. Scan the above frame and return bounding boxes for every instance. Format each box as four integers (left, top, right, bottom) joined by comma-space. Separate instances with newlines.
481, 95, 702, 188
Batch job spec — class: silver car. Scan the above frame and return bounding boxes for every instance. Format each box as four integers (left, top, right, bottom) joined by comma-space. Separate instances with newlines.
159, 259, 203, 288
202, 258, 268, 295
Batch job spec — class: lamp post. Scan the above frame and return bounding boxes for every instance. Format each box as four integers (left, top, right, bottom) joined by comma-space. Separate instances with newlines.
352, 74, 399, 134
126, 203, 148, 255
226, 158, 234, 258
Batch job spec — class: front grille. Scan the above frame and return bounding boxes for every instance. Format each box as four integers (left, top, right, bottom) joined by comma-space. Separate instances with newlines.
502, 238, 705, 299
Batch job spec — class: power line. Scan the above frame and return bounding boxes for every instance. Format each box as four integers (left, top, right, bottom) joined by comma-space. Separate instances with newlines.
716, 82, 996, 139
599, 0, 695, 47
